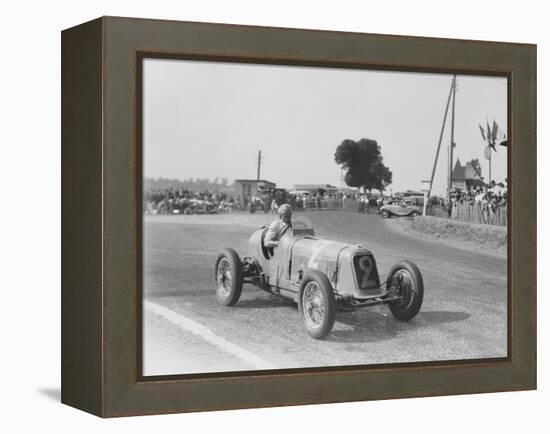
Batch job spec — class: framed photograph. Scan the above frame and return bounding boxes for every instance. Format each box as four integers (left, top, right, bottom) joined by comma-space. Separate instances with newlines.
62, 16, 536, 417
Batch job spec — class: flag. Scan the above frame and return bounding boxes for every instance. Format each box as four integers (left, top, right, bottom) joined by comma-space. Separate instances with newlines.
479, 124, 486, 141
492, 120, 499, 142
487, 121, 496, 151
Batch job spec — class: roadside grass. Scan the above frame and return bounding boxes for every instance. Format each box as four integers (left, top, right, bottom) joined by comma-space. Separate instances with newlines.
389, 215, 507, 257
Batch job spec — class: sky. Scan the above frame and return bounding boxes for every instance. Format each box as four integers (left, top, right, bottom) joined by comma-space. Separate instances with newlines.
143, 59, 508, 196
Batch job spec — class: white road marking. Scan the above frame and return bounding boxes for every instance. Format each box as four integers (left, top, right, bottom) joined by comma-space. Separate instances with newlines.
144, 300, 276, 370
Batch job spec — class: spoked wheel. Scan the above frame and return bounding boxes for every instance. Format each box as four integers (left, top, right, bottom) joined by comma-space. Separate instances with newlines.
387, 260, 424, 321
299, 270, 336, 339
214, 248, 243, 306
380, 209, 390, 218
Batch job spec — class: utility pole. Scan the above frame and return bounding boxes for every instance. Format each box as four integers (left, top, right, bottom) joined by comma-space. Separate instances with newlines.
489, 150, 492, 186
256, 150, 262, 181
428, 78, 454, 198
448, 75, 457, 194
421, 180, 431, 216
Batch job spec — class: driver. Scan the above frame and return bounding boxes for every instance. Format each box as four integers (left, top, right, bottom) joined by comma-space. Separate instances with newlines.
264, 203, 293, 248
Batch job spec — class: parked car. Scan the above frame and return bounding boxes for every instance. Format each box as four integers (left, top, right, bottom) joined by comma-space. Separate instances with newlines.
214, 219, 424, 339
379, 200, 421, 218
248, 196, 269, 213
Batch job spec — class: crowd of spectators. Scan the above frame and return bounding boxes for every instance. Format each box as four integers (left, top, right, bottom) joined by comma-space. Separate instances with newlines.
445, 182, 507, 225
144, 186, 419, 216
144, 182, 507, 226
289, 191, 365, 212
448, 183, 507, 211
144, 187, 241, 215
144, 187, 369, 215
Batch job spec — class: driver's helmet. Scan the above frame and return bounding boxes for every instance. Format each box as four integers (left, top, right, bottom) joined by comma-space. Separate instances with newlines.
278, 203, 292, 217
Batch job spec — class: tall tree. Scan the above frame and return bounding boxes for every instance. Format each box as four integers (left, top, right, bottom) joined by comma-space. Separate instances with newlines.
334, 138, 392, 192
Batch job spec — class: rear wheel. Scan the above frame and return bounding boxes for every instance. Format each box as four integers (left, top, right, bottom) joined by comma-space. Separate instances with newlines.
380, 209, 390, 218
214, 248, 243, 306
299, 271, 336, 339
387, 260, 424, 321
410, 210, 420, 217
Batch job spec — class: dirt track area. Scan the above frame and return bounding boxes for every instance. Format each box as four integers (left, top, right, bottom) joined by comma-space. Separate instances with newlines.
142, 211, 507, 376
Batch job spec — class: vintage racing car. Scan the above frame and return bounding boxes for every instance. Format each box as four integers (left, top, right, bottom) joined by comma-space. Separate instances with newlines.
214, 219, 424, 339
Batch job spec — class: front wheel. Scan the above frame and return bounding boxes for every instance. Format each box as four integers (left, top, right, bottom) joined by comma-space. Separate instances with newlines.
387, 260, 424, 321
410, 210, 420, 217
380, 209, 390, 218
214, 248, 243, 306
299, 270, 336, 339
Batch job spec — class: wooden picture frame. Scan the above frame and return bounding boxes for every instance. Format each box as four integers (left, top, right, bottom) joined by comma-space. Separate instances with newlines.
61, 16, 536, 417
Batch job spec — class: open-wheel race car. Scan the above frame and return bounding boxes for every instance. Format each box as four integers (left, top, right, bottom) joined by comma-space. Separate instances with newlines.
214, 219, 424, 339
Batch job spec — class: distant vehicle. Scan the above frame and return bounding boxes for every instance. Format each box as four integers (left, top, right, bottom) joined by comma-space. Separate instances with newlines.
271, 188, 289, 205
249, 187, 288, 213
248, 197, 268, 214
379, 200, 421, 218
402, 195, 425, 207
288, 190, 312, 197
214, 219, 424, 339
184, 198, 218, 214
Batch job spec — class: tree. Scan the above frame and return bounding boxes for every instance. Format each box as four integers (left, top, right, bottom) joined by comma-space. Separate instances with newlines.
466, 158, 482, 177
334, 138, 392, 192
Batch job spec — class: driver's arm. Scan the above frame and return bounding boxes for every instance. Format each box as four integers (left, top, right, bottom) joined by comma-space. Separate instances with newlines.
264, 221, 281, 247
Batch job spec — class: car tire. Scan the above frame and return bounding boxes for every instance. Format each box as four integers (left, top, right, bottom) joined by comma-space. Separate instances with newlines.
387, 260, 424, 321
410, 210, 420, 217
380, 209, 390, 218
299, 270, 336, 339
214, 248, 243, 306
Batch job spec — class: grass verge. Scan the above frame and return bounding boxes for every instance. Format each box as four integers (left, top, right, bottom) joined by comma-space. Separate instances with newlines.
389, 215, 507, 258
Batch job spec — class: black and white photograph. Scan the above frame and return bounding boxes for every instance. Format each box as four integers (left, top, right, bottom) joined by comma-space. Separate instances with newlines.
2, 0, 545, 429
141, 58, 508, 376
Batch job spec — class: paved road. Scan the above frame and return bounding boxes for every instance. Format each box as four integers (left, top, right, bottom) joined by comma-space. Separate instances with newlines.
142, 211, 507, 376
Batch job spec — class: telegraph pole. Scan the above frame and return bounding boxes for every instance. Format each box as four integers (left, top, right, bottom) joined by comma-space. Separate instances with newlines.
256, 150, 262, 181
489, 149, 492, 186
448, 75, 457, 194
428, 78, 454, 198
489, 151, 493, 185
